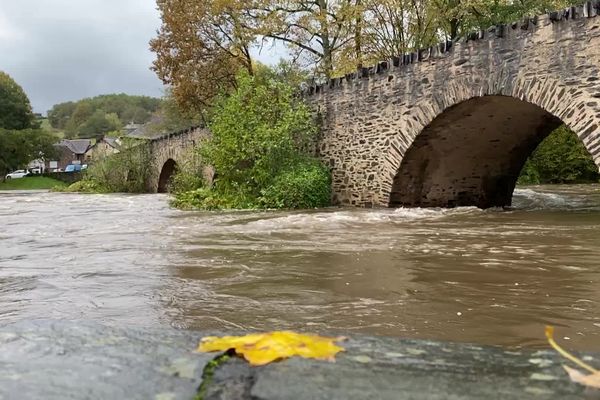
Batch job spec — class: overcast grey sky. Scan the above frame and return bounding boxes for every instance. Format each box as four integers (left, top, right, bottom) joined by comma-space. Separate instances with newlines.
0, 0, 282, 114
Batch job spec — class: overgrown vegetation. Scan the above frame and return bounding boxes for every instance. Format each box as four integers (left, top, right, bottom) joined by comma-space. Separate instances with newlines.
171, 69, 331, 210
518, 126, 600, 185
60, 139, 151, 193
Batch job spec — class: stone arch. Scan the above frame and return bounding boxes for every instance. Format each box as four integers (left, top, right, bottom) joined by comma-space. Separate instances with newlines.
384, 75, 600, 208
309, 12, 600, 208
157, 158, 178, 193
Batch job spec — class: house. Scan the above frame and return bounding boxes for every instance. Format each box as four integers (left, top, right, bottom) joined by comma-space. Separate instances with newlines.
84, 137, 120, 162
46, 139, 92, 172
123, 122, 142, 136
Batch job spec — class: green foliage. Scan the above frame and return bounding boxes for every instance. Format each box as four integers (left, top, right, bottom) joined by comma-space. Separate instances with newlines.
172, 68, 331, 210
141, 91, 205, 136
171, 187, 258, 210
76, 110, 121, 138
203, 70, 316, 194
259, 160, 331, 209
57, 179, 107, 193
48, 94, 162, 138
518, 125, 600, 185
0, 72, 57, 177
67, 140, 151, 193
0, 71, 36, 130
0, 128, 58, 176
47, 101, 76, 130
168, 154, 207, 194
445, 0, 572, 38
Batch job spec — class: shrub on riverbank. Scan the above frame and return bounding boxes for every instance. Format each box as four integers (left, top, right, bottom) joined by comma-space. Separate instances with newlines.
60, 140, 151, 193
55, 179, 107, 193
259, 160, 331, 209
172, 69, 331, 210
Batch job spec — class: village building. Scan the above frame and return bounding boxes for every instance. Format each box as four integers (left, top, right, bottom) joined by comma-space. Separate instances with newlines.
84, 137, 120, 162
46, 139, 92, 172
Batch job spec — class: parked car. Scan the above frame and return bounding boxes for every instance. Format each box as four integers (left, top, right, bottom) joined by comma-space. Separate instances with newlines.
29, 167, 42, 174
64, 164, 84, 172
5, 170, 29, 180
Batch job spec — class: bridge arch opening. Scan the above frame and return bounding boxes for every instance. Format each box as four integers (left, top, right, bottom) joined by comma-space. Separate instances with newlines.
389, 95, 598, 209
158, 158, 178, 193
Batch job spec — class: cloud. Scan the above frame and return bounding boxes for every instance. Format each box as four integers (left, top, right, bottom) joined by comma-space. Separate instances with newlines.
0, 0, 165, 113
0, 9, 23, 41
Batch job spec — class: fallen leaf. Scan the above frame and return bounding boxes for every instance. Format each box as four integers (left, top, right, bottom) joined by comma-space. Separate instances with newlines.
563, 366, 600, 389
198, 331, 345, 366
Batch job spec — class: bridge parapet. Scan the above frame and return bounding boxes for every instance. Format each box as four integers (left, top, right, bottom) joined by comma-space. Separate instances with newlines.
304, 2, 600, 99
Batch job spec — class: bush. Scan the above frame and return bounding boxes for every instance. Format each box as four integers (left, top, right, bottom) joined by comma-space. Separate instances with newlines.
202, 69, 317, 197
65, 139, 151, 193
171, 67, 332, 211
171, 187, 258, 210
168, 151, 208, 193
259, 161, 331, 209
57, 179, 107, 193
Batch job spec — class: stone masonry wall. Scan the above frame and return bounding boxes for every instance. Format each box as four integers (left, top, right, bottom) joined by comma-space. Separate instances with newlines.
308, 4, 600, 207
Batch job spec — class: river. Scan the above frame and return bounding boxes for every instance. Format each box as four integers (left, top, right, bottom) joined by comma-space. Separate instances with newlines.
1, 185, 599, 351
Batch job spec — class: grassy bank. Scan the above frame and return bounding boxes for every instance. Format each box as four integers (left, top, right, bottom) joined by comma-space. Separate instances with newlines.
0, 176, 67, 190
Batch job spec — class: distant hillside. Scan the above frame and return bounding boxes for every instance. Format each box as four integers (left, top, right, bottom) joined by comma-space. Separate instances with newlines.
47, 94, 162, 139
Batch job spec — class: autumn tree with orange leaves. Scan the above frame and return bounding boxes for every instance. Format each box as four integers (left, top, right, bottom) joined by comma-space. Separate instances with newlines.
150, 0, 257, 112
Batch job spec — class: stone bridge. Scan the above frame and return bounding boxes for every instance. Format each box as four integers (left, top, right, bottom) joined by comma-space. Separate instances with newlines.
308, 3, 600, 208
146, 126, 209, 193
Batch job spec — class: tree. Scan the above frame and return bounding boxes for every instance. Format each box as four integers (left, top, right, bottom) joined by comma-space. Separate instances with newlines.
358, 0, 439, 62
256, 0, 363, 77
0, 129, 57, 177
49, 94, 162, 138
142, 90, 205, 135
519, 126, 600, 184
150, 0, 256, 112
171, 67, 331, 209
0, 71, 36, 130
47, 101, 77, 130
77, 110, 122, 139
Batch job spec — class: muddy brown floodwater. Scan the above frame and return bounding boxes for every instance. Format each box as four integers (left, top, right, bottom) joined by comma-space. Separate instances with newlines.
0, 185, 599, 350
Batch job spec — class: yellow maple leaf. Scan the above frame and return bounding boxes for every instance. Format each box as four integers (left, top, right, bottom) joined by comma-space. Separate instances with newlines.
198, 331, 346, 366
545, 326, 600, 389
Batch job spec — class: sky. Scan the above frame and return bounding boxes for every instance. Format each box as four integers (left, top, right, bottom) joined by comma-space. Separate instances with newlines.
0, 0, 282, 114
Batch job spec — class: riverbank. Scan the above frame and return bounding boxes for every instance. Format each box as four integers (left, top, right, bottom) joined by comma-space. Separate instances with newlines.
0, 320, 594, 400
0, 176, 66, 190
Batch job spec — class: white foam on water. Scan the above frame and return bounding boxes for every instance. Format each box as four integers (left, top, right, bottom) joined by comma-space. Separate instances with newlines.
512, 188, 569, 210
235, 206, 482, 233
